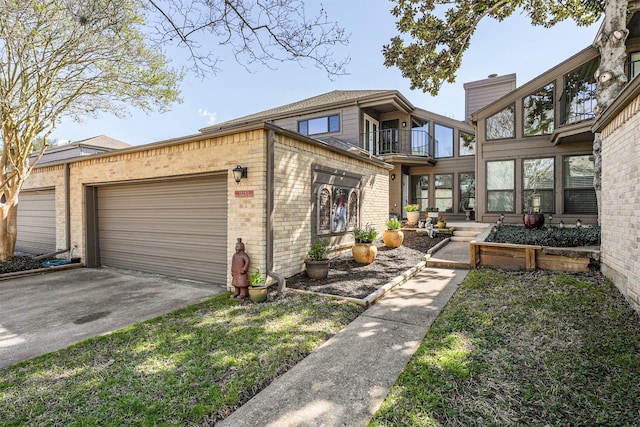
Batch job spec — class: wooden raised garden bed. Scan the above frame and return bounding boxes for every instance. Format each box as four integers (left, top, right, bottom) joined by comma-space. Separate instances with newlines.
470, 241, 600, 273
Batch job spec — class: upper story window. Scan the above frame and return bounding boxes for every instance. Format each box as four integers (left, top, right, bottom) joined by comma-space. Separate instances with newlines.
434, 123, 454, 158
561, 57, 599, 125
459, 131, 475, 156
523, 82, 555, 136
631, 52, 640, 79
299, 114, 340, 136
486, 104, 515, 140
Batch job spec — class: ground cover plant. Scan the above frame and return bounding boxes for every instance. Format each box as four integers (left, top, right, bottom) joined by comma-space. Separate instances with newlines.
0, 293, 364, 426
486, 224, 600, 247
370, 269, 640, 426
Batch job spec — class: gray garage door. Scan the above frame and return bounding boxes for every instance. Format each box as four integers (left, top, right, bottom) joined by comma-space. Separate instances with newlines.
16, 189, 56, 254
97, 175, 227, 284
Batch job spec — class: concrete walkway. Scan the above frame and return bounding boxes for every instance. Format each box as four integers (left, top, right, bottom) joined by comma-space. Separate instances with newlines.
217, 267, 468, 427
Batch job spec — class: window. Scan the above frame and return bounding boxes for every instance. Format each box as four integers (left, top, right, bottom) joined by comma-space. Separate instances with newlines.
435, 174, 453, 212
411, 122, 430, 156
459, 172, 475, 211
317, 185, 359, 235
562, 57, 599, 125
523, 158, 554, 213
487, 160, 515, 212
564, 155, 596, 214
486, 104, 515, 140
459, 131, 475, 156
523, 83, 555, 136
415, 175, 429, 211
631, 52, 640, 79
434, 123, 453, 158
299, 114, 340, 136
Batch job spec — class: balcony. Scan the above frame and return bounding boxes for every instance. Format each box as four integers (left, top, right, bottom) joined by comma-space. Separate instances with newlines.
360, 129, 435, 161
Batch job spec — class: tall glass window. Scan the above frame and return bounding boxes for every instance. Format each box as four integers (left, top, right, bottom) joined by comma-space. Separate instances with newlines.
486, 104, 515, 140
459, 172, 475, 211
434, 124, 454, 158
459, 131, 475, 156
523, 158, 554, 213
523, 83, 555, 136
564, 155, 597, 214
487, 160, 515, 212
434, 174, 453, 212
415, 175, 429, 211
562, 57, 599, 125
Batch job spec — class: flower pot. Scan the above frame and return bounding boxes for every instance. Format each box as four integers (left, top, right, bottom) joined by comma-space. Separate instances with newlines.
437, 221, 446, 229
248, 285, 268, 303
523, 213, 545, 229
406, 211, 420, 226
305, 260, 330, 280
382, 229, 404, 248
351, 242, 378, 264
427, 211, 439, 220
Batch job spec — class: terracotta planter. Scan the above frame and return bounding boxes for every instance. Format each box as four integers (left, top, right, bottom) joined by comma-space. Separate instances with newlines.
437, 221, 446, 229
305, 260, 330, 280
382, 229, 404, 248
248, 285, 268, 303
352, 242, 378, 264
523, 213, 545, 229
406, 211, 420, 226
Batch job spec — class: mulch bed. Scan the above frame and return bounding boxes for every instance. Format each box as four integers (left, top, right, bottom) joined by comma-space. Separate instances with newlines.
286, 231, 447, 299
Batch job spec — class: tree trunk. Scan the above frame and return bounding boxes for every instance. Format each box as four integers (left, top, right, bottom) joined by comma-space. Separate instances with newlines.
593, 0, 629, 225
0, 202, 18, 261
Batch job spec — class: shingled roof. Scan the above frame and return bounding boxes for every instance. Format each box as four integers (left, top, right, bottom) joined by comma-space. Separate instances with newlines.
200, 90, 402, 132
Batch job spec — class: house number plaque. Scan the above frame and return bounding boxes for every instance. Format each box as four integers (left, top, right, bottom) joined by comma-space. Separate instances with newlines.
235, 190, 254, 198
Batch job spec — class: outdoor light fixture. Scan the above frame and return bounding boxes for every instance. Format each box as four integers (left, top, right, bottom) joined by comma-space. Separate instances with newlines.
232, 165, 248, 184
559, 220, 564, 229
492, 225, 498, 233
548, 214, 553, 223
576, 219, 582, 228
390, 173, 396, 180
499, 213, 505, 222
402, 121, 407, 128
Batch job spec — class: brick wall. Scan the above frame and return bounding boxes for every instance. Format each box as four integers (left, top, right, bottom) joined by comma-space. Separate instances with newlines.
600, 93, 640, 313
22, 125, 390, 286
272, 133, 389, 278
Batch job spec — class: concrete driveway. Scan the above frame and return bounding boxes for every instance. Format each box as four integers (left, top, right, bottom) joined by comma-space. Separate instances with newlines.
0, 267, 227, 369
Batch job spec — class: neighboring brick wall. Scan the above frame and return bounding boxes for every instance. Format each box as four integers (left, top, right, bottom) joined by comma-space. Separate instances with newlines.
272, 133, 390, 278
600, 93, 640, 314
22, 164, 67, 251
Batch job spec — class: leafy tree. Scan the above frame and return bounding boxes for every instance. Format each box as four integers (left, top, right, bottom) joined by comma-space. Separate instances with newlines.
0, 0, 348, 261
384, 0, 631, 223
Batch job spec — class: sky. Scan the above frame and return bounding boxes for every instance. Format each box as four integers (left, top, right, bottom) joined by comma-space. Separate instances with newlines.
50, 0, 602, 146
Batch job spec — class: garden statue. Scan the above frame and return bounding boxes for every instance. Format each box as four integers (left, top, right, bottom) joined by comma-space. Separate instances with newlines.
425, 218, 436, 238
231, 238, 250, 299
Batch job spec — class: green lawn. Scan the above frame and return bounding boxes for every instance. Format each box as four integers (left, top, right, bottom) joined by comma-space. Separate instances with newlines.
3, 270, 639, 426
370, 269, 640, 426
0, 292, 364, 426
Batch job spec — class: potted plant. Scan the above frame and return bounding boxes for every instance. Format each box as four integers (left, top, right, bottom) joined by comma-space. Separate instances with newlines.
248, 269, 268, 303
305, 237, 331, 280
351, 224, 379, 264
382, 217, 404, 248
405, 204, 420, 226
425, 207, 439, 221
523, 193, 545, 229
437, 215, 447, 229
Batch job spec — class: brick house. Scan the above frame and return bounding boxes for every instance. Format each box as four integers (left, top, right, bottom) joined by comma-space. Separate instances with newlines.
21, 123, 391, 286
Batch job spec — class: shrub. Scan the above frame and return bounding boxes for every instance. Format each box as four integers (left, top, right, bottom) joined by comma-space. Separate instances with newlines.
385, 218, 402, 230
487, 225, 601, 247
405, 204, 420, 212
352, 224, 378, 243
307, 238, 330, 261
